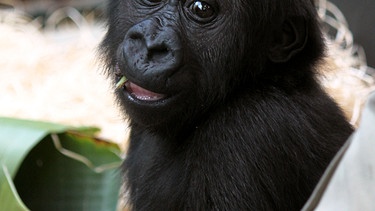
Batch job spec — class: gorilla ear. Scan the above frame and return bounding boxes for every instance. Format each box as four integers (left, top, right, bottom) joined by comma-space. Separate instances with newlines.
268, 18, 308, 63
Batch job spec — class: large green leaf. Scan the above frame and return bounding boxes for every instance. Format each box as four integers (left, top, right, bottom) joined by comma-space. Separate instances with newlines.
0, 164, 29, 211
0, 117, 123, 211
0, 117, 72, 177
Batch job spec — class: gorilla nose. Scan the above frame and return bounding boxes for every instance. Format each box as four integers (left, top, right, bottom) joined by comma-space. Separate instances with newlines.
146, 41, 170, 63
122, 20, 183, 79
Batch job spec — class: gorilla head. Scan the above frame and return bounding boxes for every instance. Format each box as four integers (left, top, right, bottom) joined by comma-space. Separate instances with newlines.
100, 0, 352, 210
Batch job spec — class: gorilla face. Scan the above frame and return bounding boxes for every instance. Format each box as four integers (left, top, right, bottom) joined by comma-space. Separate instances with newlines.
102, 0, 265, 128
101, 0, 322, 130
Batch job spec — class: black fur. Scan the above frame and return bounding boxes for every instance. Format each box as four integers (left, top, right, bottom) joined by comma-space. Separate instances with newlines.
100, 0, 353, 210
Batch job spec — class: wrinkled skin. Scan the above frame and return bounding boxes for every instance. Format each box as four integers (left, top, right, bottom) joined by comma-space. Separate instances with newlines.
100, 0, 353, 210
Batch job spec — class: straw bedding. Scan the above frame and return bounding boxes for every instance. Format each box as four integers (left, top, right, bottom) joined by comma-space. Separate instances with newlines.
0, 10, 128, 146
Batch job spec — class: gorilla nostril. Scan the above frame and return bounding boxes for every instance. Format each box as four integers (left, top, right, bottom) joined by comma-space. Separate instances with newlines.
129, 32, 143, 41
148, 45, 170, 61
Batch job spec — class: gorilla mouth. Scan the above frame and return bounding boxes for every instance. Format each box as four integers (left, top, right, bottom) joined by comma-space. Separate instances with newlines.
116, 76, 166, 102
125, 81, 166, 101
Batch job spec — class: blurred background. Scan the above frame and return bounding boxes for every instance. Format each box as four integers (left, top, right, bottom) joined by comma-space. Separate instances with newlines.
329, 0, 375, 67
0, 0, 374, 147
0, 0, 129, 147
0, 0, 104, 15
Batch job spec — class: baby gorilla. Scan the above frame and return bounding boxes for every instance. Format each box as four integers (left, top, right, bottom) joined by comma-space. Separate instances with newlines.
100, 0, 353, 210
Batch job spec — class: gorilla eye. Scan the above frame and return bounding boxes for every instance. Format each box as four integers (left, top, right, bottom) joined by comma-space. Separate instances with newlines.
189, 1, 215, 20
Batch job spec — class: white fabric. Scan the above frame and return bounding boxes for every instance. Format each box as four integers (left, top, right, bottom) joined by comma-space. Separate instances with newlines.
303, 92, 375, 211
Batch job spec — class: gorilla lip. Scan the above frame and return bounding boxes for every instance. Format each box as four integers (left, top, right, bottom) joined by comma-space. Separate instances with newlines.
121, 80, 166, 102
126, 82, 166, 101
